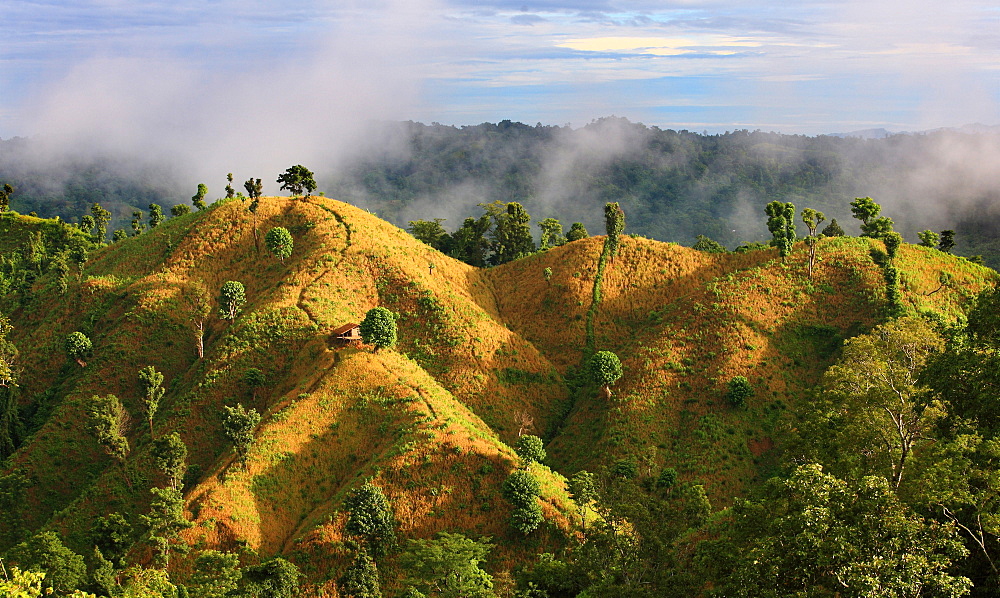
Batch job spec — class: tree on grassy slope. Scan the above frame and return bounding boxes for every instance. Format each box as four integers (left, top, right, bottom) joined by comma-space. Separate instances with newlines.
360, 307, 397, 353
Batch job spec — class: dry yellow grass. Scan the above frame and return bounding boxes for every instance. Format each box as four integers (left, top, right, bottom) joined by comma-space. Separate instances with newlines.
2, 203, 994, 587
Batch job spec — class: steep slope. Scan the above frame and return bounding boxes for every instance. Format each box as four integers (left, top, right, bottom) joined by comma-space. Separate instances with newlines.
1, 201, 995, 590
486, 233, 997, 500
0, 198, 571, 574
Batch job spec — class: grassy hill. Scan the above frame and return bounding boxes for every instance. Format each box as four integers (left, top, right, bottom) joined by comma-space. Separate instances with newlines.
0, 199, 995, 591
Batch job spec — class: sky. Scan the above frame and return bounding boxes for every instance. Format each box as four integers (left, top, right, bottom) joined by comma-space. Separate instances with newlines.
2, 0, 998, 143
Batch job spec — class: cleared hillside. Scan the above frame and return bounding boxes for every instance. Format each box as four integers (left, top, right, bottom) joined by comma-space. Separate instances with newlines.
0, 200, 995, 591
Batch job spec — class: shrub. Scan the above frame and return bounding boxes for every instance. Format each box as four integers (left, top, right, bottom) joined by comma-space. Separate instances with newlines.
727, 376, 753, 408
656, 467, 678, 490
514, 435, 546, 465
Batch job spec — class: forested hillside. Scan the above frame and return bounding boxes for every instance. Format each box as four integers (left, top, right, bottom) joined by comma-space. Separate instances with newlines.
1, 186, 998, 596
3, 119, 999, 268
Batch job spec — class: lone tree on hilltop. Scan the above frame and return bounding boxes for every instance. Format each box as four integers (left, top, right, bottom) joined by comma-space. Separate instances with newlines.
265, 227, 294, 261
360, 307, 397, 353
917, 230, 940, 248
277, 165, 317, 197
588, 350, 623, 398
802, 208, 826, 278
218, 281, 246, 321
765, 201, 796, 262
851, 196, 894, 239
192, 184, 208, 210
604, 202, 625, 260
538, 217, 567, 250
225, 173, 236, 199
566, 222, 589, 242
65, 331, 92, 367
138, 365, 165, 436
939, 230, 955, 253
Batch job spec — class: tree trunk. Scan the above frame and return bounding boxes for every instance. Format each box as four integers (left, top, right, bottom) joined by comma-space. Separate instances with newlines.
196, 323, 204, 359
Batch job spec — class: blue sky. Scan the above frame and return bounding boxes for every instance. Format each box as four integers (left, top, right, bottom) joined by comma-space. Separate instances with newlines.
2, 0, 998, 141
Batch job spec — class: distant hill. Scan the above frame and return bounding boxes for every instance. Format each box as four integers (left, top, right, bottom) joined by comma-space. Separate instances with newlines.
0, 198, 994, 591
4, 118, 1000, 269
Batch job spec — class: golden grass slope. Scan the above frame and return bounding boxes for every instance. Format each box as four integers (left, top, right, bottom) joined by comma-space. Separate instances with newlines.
0, 197, 572, 576
1, 199, 995, 586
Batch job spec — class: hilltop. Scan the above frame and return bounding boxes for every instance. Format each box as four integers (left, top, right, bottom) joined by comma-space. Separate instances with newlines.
0, 197, 995, 594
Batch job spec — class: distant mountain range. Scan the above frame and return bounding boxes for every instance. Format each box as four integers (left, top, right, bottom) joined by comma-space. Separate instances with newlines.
829, 123, 1000, 139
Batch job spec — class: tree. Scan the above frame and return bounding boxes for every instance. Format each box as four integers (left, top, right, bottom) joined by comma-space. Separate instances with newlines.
0, 182, 14, 212
566, 222, 589, 242
399, 532, 495, 598
851, 196, 894, 239
543, 267, 553, 284
918, 230, 940, 248
277, 164, 317, 197
822, 218, 845, 237
802, 208, 826, 278
182, 280, 212, 358
502, 470, 543, 533
84, 394, 130, 463
265, 227, 294, 261
131, 210, 145, 236
6, 531, 86, 595
765, 200, 795, 261
408, 219, 448, 248
345, 482, 397, 557
90, 513, 133, 569
225, 173, 236, 199
170, 203, 191, 217
112, 229, 127, 242
820, 317, 945, 490
244, 177, 263, 202
939, 230, 956, 253
449, 215, 491, 267
723, 463, 971, 598
240, 558, 301, 598
514, 434, 546, 465
604, 202, 625, 260
588, 350, 623, 397
0, 311, 19, 389
80, 214, 96, 238
692, 234, 726, 253
360, 307, 397, 353
222, 403, 260, 467
884, 231, 903, 260
218, 281, 246, 321
91, 203, 111, 243
726, 376, 753, 408
538, 217, 567, 250
141, 486, 192, 568
801, 207, 826, 237
569, 470, 597, 531
243, 367, 267, 401
340, 547, 382, 598
192, 184, 208, 210
489, 201, 535, 265
148, 203, 165, 228
65, 331, 92, 367
137, 365, 165, 436
152, 432, 187, 490
189, 550, 241, 598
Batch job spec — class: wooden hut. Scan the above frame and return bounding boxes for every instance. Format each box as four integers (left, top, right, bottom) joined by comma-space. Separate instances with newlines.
331, 322, 362, 345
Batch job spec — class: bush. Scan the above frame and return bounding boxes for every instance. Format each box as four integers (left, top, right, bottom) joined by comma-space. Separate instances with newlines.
514, 435, 546, 465
727, 376, 753, 408
656, 467, 678, 490
611, 459, 638, 479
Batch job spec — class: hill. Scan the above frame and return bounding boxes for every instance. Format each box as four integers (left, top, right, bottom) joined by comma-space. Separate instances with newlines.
0, 198, 996, 594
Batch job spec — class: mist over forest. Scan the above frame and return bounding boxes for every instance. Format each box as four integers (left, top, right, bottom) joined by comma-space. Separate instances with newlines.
2, 117, 999, 267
